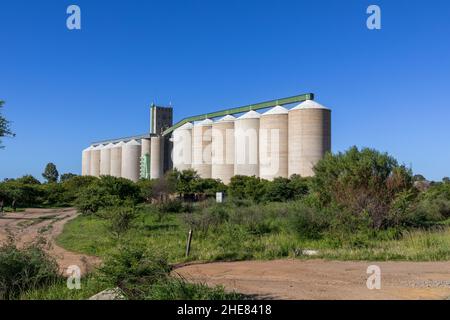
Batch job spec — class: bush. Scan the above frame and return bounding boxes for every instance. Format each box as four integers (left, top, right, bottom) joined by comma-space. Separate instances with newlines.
288, 203, 330, 240
74, 176, 141, 214
97, 244, 171, 299
228, 175, 267, 202
0, 241, 60, 300
99, 205, 138, 238
74, 185, 122, 214
312, 146, 414, 229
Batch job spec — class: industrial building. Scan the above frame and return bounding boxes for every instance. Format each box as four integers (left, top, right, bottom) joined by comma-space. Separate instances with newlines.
81, 93, 331, 183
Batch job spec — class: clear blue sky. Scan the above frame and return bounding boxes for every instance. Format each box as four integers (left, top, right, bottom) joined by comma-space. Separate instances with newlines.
1, 0, 449, 181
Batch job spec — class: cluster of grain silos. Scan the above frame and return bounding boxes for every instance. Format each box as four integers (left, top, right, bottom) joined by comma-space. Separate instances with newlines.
171, 99, 331, 182
81, 137, 164, 182
83, 96, 331, 183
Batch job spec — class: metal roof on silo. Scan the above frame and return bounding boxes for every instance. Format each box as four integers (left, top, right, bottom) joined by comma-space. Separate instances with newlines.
291, 100, 330, 110
195, 118, 214, 126
262, 105, 288, 115
176, 122, 194, 130
217, 115, 236, 122
237, 110, 260, 119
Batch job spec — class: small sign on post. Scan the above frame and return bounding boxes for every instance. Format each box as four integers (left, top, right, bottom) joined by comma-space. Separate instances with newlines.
216, 192, 223, 203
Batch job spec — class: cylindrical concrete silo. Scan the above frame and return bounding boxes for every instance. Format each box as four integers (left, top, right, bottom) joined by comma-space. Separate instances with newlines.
288, 100, 331, 177
150, 136, 163, 179
89, 145, 102, 177
259, 106, 288, 180
81, 146, 93, 176
141, 138, 151, 157
100, 143, 114, 176
211, 115, 235, 184
172, 122, 193, 172
234, 110, 260, 177
192, 119, 213, 178
121, 140, 142, 182
110, 141, 125, 177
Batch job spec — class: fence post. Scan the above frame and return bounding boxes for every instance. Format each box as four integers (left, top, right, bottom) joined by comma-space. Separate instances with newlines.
185, 229, 193, 257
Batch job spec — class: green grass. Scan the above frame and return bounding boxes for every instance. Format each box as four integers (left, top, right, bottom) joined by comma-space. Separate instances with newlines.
56, 206, 450, 263
21, 268, 243, 300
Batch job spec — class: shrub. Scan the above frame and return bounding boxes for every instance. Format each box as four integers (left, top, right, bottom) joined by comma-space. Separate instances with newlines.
228, 175, 267, 202
182, 204, 229, 236
312, 146, 414, 229
74, 176, 141, 214
0, 241, 60, 300
98, 245, 171, 299
74, 185, 122, 214
288, 204, 330, 240
99, 205, 138, 239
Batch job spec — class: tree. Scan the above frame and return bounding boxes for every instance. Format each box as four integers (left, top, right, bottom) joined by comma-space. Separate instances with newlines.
0, 100, 15, 148
312, 146, 414, 228
60, 173, 77, 183
42, 163, 59, 183
413, 174, 426, 182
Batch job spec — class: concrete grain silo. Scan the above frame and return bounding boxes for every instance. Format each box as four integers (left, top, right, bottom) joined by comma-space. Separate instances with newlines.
288, 100, 331, 177
81, 146, 93, 176
121, 140, 142, 182
150, 136, 164, 179
192, 119, 213, 178
234, 110, 260, 177
172, 122, 193, 172
141, 138, 151, 157
259, 106, 288, 180
100, 143, 114, 176
211, 115, 235, 184
89, 145, 102, 177
110, 141, 125, 177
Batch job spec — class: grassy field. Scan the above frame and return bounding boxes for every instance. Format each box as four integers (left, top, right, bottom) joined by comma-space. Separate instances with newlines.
57, 204, 450, 264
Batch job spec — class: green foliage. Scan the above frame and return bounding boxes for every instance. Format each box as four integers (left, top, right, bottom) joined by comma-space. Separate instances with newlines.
16, 175, 41, 185
60, 173, 77, 182
74, 176, 141, 214
97, 243, 241, 300
228, 175, 267, 202
0, 240, 60, 300
168, 169, 226, 198
99, 205, 138, 239
416, 182, 450, 221
312, 146, 414, 228
0, 100, 15, 148
42, 163, 59, 183
97, 244, 171, 299
0, 178, 43, 209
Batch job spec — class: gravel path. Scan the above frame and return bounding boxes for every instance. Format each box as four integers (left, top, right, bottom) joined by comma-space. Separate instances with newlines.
0, 208, 100, 275
175, 259, 450, 300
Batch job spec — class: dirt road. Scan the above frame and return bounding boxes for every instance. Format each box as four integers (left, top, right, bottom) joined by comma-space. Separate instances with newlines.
175, 259, 450, 300
0, 208, 100, 275
2, 209, 450, 299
